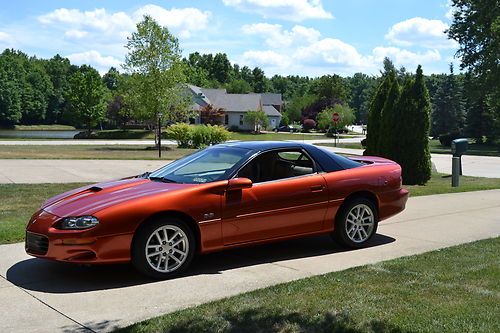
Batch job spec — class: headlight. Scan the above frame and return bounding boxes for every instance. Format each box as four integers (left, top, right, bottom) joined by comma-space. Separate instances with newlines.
59, 216, 99, 230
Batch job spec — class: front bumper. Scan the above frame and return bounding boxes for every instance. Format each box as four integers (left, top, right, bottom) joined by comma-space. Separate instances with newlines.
25, 210, 133, 264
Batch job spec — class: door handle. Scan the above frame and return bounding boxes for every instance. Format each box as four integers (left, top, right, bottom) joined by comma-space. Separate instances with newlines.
310, 185, 324, 192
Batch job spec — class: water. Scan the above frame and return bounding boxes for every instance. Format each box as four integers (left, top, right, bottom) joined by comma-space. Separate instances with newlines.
0, 130, 80, 139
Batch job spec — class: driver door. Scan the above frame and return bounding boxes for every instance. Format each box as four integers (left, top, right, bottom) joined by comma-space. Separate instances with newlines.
221, 149, 328, 245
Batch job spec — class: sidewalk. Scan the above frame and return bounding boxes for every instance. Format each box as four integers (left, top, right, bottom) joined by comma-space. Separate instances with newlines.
0, 189, 499, 332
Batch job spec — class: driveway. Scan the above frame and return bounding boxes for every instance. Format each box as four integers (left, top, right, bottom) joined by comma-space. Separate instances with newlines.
0, 190, 499, 332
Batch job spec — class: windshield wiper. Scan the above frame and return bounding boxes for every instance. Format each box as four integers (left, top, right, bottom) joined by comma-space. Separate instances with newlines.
149, 176, 178, 183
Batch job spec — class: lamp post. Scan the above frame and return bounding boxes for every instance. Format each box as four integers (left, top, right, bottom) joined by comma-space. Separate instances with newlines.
158, 112, 163, 159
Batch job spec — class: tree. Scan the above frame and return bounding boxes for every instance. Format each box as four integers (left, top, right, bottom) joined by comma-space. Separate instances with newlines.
226, 79, 252, 93
431, 64, 464, 137
365, 74, 392, 155
124, 15, 190, 141
378, 72, 400, 160
252, 67, 269, 93
396, 65, 432, 185
211, 53, 232, 84
447, 0, 499, 141
102, 67, 121, 91
463, 73, 495, 143
244, 110, 269, 133
66, 65, 107, 133
348, 73, 376, 124
316, 104, 355, 131
200, 104, 225, 125
309, 74, 349, 101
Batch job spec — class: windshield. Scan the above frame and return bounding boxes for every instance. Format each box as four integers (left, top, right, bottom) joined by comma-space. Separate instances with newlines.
149, 147, 252, 184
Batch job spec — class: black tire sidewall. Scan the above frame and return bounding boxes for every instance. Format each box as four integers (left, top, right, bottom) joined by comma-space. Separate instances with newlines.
333, 198, 378, 248
132, 218, 196, 279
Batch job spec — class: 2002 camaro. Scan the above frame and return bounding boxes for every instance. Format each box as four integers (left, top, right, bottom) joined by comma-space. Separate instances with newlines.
26, 141, 409, 279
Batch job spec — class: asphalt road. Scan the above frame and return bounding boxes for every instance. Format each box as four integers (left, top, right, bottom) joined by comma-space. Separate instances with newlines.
0, 190, 499, 332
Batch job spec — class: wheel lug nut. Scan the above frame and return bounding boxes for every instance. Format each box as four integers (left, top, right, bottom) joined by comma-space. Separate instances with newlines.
162, 241, 166, 245
169, 242, 172, 246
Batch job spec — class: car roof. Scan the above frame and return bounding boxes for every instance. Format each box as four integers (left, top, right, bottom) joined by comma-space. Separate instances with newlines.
217, 141, 305, 151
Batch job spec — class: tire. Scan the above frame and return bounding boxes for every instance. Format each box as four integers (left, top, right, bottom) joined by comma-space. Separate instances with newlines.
332, 197, 378, 249
132, 218, 195, 279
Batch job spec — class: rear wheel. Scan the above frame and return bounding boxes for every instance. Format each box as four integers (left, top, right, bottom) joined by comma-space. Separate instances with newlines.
332, 198, 378, 248
132, 218, 195, 279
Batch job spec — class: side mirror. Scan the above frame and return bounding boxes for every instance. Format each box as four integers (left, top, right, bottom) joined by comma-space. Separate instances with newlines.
227, 177, 253, 191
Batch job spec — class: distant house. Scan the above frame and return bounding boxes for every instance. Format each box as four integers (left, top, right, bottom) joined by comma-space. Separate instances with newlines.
188, 85, 282, 130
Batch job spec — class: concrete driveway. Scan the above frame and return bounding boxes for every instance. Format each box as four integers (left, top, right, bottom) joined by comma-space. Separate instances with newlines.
0, 190, 499, 332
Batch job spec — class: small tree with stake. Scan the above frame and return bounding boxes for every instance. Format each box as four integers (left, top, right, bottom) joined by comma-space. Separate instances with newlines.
244, 110, 269, 134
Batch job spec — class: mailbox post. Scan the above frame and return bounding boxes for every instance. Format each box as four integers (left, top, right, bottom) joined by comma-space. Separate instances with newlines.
451, 138, 468, 187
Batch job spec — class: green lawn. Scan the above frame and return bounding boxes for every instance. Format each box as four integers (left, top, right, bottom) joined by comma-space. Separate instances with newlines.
13, 124, 77, 131
0, 145, 196, 160
0, 183, 89, 243
230, 131, 326, 141
405, 171, 500, 196
429, 139, 500, 157
118, 237, 500, 333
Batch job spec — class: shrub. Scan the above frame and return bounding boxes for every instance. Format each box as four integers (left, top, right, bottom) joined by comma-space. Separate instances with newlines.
439, 132, 462, 147
166, 123, 192, 148
208, 125, 230, 145
166, 124, 230, 148
303, 118, 316, 131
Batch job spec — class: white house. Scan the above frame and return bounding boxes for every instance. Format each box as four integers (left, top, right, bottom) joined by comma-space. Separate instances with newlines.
188, 85, 282, 130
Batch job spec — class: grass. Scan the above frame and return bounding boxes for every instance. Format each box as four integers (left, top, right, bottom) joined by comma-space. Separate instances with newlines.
404, 171, 500, 196
12, 124, 77, 131
118, 237, 500, 333
0, 145, 196, 160
429, 139, 500, 157
230, 131, 326, 141
316, 142, 364, 150
0, 183, 89, 243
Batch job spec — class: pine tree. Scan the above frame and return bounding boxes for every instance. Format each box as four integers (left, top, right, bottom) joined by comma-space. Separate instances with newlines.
431, 64, 464, 137
378, 72, 400, 160
397, 65, 432, 185
365, 74, 392, 155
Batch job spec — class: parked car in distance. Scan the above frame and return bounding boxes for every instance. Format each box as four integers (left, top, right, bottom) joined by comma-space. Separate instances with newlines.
274, 125, 301, 133
26, 141, 409, 279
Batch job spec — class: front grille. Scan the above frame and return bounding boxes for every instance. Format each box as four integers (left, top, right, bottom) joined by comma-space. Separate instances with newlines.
26, 232, 49, 255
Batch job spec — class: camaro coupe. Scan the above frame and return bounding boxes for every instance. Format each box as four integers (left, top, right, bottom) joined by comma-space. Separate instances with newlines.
26, 141, 408, 279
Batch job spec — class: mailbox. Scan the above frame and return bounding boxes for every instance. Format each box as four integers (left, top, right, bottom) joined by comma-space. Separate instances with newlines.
451, 138, 468, 157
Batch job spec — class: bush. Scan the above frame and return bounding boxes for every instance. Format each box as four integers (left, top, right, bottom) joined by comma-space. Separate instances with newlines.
303, 119, 316, 131
166, 124, 230, 149
166, 123, 192, 148
439, 132, 462, 147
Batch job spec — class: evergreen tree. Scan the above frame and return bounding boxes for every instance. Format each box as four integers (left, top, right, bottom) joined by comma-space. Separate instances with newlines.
378, 72, 400, 160
365, 74, 392, 155
431, 64, 464, 137
463, 73, 495, 143
397, 65, 432, 185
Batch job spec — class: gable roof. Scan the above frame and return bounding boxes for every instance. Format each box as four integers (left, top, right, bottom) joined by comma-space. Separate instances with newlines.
260, 93, 282, 106
201, 88, 261, 112
263, 105, 281, 117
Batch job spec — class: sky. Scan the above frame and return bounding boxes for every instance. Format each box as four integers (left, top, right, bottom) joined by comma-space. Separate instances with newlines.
0, 0, 460, 77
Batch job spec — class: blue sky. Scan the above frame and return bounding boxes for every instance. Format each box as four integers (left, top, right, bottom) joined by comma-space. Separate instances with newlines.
0, 0, 459, 76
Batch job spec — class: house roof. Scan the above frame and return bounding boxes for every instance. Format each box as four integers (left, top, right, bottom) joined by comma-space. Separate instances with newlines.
263, 105, 281, 117
202, 88, 261, 112
260, 93, 282, 106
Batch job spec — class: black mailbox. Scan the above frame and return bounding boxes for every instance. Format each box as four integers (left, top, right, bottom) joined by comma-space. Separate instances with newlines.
451, 138, 468, 157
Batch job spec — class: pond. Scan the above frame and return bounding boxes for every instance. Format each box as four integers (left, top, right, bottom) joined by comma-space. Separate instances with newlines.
0, 130, 81, 139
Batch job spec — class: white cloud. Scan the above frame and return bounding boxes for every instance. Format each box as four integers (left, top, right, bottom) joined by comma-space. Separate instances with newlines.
241, 50, 292, 67
371, 46, 441, 68
64, 29, 88, 39
134, 5, 210, 38
66, 50, 122, 74
223, 0, 332, 21
385, 17, 456, 49
38, 5, 211, 40
295, 38, 372, 70
242, 23, 320, 48
0, 31, 13, 43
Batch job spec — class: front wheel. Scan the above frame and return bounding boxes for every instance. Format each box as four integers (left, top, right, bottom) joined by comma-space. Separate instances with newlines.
132, 218, 195, 279
332, 198, 378, 248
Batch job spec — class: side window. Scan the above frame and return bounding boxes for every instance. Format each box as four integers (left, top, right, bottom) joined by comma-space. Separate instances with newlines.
237, 150, 315, 183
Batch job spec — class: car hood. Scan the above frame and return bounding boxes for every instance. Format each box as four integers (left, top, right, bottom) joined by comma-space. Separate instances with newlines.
42, 178, 192, 217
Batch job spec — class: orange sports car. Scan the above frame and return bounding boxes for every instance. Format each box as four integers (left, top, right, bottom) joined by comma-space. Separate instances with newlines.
26, 141, 408, 279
